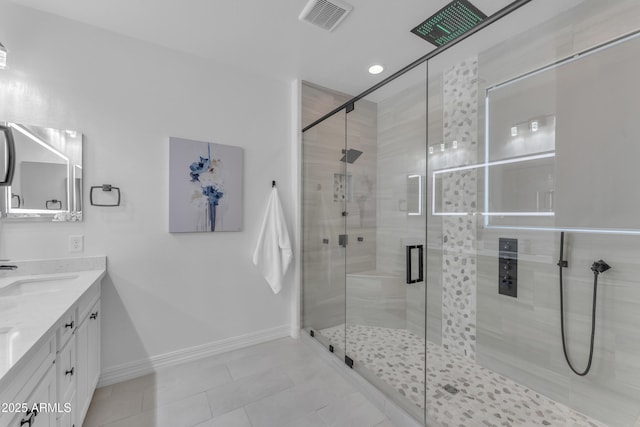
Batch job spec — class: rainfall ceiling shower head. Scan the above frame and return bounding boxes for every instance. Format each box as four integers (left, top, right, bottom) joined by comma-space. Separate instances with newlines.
340, 149, 362, 163
410, 0, 487, 47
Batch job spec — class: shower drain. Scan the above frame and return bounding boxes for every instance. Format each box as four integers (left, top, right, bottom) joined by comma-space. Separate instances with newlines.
443, 384, 459, 395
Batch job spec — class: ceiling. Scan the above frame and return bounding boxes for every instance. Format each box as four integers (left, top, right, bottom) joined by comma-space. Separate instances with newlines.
8, 0, 520, 96
8, 0, 589, 100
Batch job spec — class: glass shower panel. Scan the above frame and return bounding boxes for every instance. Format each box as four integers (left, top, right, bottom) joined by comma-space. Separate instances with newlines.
344, 62, 427, 423
426, 0, 640, 426
302, 111, 347, 355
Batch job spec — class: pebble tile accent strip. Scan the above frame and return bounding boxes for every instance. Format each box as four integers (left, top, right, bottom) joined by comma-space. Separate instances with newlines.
441, 58, 479, 360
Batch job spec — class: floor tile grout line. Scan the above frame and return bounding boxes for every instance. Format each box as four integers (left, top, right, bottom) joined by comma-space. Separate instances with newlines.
201, 386, 215, 427
241, 406, 256, 427
142, 366, 236, 412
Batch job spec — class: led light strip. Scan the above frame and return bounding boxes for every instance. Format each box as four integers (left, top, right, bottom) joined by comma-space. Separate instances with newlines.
9, 123, 69, 161
432, 151, 555, 216
487, 225, 640, 236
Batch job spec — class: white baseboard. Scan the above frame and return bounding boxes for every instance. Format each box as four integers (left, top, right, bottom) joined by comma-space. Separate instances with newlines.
98, 324, 290, 387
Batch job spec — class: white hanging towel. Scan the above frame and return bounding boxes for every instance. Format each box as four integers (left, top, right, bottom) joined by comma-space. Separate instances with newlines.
252, 186, 292, 294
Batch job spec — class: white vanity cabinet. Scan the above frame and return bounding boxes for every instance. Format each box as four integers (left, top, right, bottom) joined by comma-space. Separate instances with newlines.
0, 271, 103, 427
55, 283, 101, 427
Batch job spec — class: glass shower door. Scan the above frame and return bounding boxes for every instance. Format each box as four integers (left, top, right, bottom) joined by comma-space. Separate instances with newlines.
301, 111, 347, 356
425, 1, 640, 426
344, 63, 428, 423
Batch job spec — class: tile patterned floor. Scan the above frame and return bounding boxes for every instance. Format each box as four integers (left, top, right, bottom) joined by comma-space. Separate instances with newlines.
82, 337, 394, 427
320, 324, 608, 427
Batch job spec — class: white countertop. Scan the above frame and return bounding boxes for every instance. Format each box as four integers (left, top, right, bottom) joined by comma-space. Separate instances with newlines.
0, 267, 105, 389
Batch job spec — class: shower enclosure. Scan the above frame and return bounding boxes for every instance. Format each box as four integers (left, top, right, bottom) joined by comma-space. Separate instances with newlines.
302, 1, 640, 426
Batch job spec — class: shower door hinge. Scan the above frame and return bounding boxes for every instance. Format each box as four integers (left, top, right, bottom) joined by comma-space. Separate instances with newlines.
310, 329, 315, 337
346, 102, 355, 113
345, 355, 354, 369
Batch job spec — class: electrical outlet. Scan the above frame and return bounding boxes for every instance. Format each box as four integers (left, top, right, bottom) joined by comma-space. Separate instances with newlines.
69, 235, 84, 253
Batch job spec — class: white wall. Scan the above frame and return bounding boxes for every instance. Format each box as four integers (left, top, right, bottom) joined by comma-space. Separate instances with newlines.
0, 1, 297, 374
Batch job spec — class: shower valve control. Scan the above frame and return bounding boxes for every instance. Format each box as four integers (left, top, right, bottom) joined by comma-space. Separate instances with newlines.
498, 238, 518, 298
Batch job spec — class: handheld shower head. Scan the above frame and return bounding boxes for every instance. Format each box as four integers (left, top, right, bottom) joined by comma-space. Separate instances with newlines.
591, 260, 611, 275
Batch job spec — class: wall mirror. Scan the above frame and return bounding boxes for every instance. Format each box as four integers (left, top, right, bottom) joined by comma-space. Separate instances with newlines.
1, 122, 83, 221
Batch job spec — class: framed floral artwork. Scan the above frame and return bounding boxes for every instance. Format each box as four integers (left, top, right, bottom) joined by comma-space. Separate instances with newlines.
169, 137, 243, 232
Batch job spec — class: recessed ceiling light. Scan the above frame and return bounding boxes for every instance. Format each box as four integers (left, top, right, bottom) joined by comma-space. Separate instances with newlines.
368, 64, 384, 75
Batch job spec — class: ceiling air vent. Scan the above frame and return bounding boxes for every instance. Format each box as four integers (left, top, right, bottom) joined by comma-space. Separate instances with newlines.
299, 0, 353, 32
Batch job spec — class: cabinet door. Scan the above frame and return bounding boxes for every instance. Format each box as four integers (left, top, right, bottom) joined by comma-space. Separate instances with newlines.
75, 319, 89, 422
75, 299, 100, 425
87, 300, 101, 392
56, 392, 75, 427
8, 366, 56, 427
56, 338, 76, 402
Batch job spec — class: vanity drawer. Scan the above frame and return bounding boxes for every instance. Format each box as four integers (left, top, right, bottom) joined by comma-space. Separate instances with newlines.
56, 309, 76, 350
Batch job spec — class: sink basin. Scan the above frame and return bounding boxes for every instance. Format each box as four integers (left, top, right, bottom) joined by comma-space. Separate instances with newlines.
0, 275, 79, 297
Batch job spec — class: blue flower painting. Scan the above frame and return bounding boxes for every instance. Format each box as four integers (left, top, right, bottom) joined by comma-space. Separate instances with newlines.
169, 137, 243, 233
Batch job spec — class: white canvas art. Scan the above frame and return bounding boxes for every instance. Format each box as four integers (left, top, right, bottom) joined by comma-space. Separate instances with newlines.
169, 137, 243, 232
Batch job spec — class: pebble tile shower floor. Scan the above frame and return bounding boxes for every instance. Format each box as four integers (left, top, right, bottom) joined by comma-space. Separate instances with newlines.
320, 324, 606, 427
